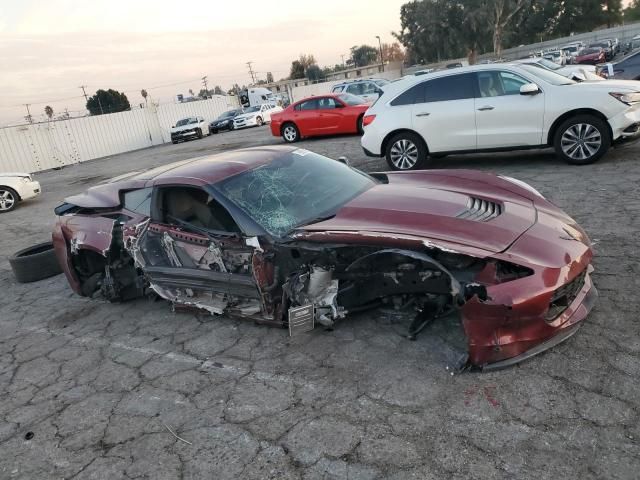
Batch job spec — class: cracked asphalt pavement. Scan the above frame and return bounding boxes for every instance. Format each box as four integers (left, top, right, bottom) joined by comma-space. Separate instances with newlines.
1, 126, 639, 479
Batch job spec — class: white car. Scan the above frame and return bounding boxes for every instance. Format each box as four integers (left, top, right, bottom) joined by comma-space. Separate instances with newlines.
233, 103, 283, 129
361, 64, 640, 168
514, 57, 598, 81
543, 50, 568, 66
170, 116, 208, 144
331, 79, 389, 104
0, 173, 41, 213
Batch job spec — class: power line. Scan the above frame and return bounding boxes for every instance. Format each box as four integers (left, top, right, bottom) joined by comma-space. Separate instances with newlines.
78, 85, 89, 103
23, 104, 33, 124
201, 75, 209, 94
246, 61, 256, 84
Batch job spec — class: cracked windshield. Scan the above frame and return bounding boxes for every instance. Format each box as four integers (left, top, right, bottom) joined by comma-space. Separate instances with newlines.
216, 151, 376, 236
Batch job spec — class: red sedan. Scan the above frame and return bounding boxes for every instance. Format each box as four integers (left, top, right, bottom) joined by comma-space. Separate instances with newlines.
270, 93, 369, 142
576, 47, 605, 65
52, 147, 596, 371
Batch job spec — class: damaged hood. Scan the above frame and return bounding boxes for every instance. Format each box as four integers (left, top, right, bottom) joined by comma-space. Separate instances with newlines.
300, 171, 539, 253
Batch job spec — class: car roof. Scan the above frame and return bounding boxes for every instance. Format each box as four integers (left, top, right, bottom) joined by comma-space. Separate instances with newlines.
334, 78, 384, 86
147, 146, 299, 185
294, 93, 343, 104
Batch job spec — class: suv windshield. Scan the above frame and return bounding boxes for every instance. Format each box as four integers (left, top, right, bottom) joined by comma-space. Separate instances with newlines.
338, 93, 366, 105
215, 151, 377, 237
518, 64, 576, 85
245, 106, 260, 113
175, 118, 192, 127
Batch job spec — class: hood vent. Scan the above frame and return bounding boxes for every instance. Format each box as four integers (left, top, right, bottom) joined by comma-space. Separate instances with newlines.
456, 197, 502, 222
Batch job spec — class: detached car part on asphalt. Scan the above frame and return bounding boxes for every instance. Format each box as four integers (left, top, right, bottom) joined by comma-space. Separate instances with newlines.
51, 147, 597, 371
0, 173, 41, 213
9, 242, 62, 283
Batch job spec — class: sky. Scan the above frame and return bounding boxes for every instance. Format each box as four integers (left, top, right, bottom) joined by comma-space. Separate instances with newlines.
0, 0, 407, 125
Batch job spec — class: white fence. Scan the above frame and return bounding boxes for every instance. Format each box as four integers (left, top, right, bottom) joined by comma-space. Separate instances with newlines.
0, 95, 239, 173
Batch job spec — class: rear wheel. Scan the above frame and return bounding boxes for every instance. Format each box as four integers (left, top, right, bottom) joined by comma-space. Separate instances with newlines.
282, 123, 300, 143
554, 115, 610, 165
0, 187, 18, 212
385, 132, 428, 170
357, 115, 364, 135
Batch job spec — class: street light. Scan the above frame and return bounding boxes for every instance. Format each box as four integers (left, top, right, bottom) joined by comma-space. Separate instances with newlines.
376, 35, 384, 72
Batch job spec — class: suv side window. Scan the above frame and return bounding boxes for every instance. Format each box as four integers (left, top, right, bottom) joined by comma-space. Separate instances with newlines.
477, 71, 529, 97
361, 82, 378, 94
423, 73, 474, 102
331, 85, 344, 93
346, 83, 364, 96
123, 188, 153, 216
390, 83, 425, 106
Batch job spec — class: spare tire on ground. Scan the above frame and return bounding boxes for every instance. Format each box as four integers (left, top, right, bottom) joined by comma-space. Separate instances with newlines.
9, 242, 63, 283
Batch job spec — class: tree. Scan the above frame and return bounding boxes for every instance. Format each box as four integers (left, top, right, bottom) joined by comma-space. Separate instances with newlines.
44, 105, 54, 119
289, 60, 306, 79
266, 72, 274, 83
188, 89, 195, 97
381, 42, 406, 63
625, 0, 640, 21
490, 0, 530, 57
350, 45, 379, 67
306, 64, 323, 82
141, 89, 148, 103
213, 86, 225, 95
86, 89, 130, 115
298, 54, 316, 70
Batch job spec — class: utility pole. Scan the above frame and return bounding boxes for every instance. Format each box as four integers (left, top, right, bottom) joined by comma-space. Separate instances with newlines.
376, 35, 384, 72
23, 104, 33, 124
78, 85, 89, 103
246, 61, 256, 84
201, 76, 209, 96
341, 54, 345, 68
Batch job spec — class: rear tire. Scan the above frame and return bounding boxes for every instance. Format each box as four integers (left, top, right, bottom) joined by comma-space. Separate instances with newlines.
0, 187, 18, 213
9, 242, 62, 283
357, 115, 364, 135
385, 132, 428, 170
553, 115, 610, 165
282, 123, 300, 143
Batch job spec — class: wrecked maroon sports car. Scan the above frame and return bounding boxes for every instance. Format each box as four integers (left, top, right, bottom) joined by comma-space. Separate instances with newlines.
52, 146, 597, 371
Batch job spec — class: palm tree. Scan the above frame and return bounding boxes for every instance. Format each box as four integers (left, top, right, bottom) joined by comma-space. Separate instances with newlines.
44, 105, 54, 120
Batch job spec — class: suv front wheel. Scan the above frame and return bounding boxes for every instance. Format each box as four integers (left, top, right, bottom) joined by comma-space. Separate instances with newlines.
385, 132, 428, 170
554, 115, 610, 165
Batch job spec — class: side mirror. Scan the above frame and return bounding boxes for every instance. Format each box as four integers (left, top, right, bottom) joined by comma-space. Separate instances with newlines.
520, 83, 541, 95
171, 125, 175, 128
337, 156, 350, 166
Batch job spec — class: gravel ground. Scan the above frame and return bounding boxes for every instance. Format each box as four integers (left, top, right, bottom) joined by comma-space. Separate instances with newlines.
1, 126, 639, 479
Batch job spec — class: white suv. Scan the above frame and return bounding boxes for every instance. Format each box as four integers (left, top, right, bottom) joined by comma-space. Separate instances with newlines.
361, 64, 640, 169
331, 79, 389, 104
